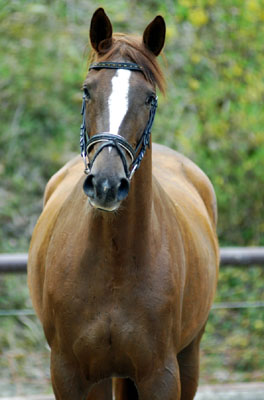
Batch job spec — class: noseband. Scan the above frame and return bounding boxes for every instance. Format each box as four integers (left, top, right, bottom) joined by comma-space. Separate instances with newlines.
79, 61, 158, 180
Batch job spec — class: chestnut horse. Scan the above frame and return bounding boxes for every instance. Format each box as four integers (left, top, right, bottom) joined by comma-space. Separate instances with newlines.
28, 8, 219, 400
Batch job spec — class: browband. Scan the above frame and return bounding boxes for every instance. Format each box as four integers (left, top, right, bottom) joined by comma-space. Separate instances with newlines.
89, 62, 143, 72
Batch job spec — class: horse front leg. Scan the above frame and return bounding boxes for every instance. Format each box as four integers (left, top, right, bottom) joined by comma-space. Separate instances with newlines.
136, 357, 181, 400
86, 379, 113, 400
50, 349, 91, 400
177, 325, 206, 400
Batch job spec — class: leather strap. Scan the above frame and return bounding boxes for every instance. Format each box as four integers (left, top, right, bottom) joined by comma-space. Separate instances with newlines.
89, 62, 143, 72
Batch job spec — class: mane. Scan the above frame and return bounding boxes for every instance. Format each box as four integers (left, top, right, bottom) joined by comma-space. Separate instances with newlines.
89, 34, 165, 94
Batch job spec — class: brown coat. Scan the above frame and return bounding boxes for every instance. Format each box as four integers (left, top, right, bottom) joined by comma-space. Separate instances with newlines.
28, 144, 218, 399
28, 8, 219, 400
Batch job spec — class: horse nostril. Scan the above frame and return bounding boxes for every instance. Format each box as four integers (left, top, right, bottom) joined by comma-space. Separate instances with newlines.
83, 174, 95, 198
117, 178, 130, 201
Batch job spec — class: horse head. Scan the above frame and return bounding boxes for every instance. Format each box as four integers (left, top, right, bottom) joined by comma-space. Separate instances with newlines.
82, 8, 165, 212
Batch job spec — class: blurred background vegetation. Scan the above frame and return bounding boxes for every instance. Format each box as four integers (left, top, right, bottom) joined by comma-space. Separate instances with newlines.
0, 0, 263, 395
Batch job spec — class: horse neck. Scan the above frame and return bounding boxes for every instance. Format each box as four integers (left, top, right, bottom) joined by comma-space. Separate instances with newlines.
88, 146, 152, 253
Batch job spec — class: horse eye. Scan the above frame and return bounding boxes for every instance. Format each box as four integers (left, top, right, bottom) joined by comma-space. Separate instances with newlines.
145, 94, 155, 106
83, 87, 90, 99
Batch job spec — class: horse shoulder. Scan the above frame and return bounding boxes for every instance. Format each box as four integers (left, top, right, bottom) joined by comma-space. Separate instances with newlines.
152, 143, 217, 228
153, 143, 219, 349
28, 155, 83, 321
43, 155, 83, 207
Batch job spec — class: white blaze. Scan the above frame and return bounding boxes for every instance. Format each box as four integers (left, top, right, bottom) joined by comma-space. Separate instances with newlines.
108, 69, 131, 135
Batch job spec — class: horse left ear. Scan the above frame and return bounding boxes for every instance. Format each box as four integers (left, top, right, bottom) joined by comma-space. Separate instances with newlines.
90, 8, 113, 52
143, 16, 166, 56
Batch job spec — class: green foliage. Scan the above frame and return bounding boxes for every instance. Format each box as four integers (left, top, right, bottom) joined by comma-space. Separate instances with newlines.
1, 0, 264, 392
161, 0, 264, 245
201, 266, 264, 383
0, 275, 50, 396
1, 0, 264, 250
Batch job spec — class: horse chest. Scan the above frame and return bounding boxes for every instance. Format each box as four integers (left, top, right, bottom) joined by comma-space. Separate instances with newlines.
72, 298, 168, 380
51, 264, 174, 380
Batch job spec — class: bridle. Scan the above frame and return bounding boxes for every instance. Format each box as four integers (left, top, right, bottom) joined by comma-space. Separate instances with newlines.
79, 61, 158, 180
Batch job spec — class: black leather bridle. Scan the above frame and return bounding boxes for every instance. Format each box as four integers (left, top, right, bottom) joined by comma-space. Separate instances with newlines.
79, 61, 158, 180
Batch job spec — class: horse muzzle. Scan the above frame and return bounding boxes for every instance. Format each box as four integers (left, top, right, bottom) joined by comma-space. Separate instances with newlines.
83, 173, 130, 211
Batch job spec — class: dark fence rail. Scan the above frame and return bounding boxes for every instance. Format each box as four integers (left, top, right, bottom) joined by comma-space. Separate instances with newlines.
220, 247, 264, 266
0, 253, 28, 273
0, 248, 264, 273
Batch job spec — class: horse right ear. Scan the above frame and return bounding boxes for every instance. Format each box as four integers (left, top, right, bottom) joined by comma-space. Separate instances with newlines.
143, 16, 166, 56
90, 8, 113, 53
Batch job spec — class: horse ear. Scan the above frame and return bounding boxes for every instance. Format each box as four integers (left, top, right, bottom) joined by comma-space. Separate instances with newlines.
143, 16, 166, 56
90, 8, 113, 52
